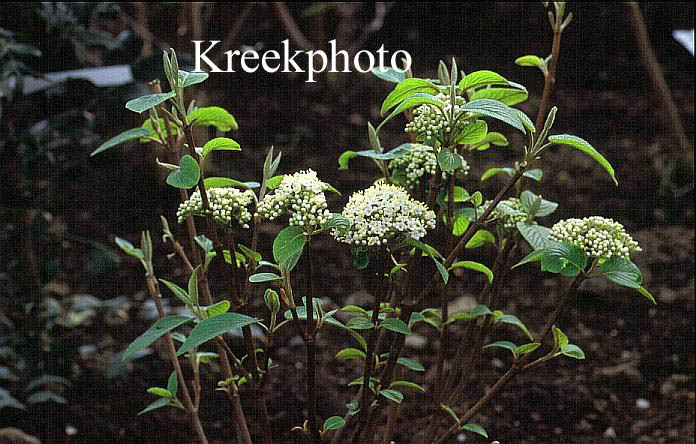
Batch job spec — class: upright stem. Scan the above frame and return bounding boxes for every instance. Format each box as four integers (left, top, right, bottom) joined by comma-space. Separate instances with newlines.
534, 25, 561, 132
145, 276, 209, 444
433, 274, 583, 444
305, 239, 320, 443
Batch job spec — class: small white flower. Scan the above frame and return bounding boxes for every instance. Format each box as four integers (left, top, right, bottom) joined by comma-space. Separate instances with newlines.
177, 187, 255, 227
549, 216, 641, 260
256, 169, 330, 229
335, 183, 436, 247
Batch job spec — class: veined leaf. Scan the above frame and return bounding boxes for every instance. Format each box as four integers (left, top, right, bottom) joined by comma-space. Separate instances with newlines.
459, 70, 509, 90
548, 134, 617, 185
123, 315, 193, 361
460, 99, 527, 133
177, 313, 260, 356
188, 106, 238, 131
202, 137, 240, 157
381, 78, 438, 115
91, 128, 150, 156
449, 260, 493, 283
125, 92, 175, 113
166, 155, 200, 189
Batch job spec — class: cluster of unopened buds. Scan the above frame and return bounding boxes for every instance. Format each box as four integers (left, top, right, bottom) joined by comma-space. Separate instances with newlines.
405, 92, 469, 145
549, 216, 641, 260
391, 145, 469, 190
177, 187, 255, 228
256, 169, 330, 229
482, 197, 528, 231
334, 182, 436, 247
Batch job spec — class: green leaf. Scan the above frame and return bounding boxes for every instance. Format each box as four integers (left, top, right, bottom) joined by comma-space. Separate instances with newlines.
381, 318, 411, 335
371, 67, 406, 83
166, 155, 200, 189
323, 416, 346, 431
249, 273, 283, 283
548, 134, 617, 185
481, 167, 543, 182
381, 78, 438, 115
203, 300, 231, 317
346, 317, 374, 330
123, 315, 193, 361
459, 70, 509, 90
266, 175, 284, 189
201, 137, 240, 157
178, 70, 208, 88
552, 326, 569, 349
379, 389, 404, 404
465, 230, 495, 249
513, 249, 545, 268
177, 313, 260, 356
204, 177, 258, 189
335, 348, 366, 360
599, 257, 642, 288
515, 342, 541, 355
460, 99, 527, 133
560, 344, 585, 359
389, 380, 425, 393
114, 237, 144, 260
461, 423, 488, 438
383, 93, 446, 125
338, 150, 358, 170
437, 149, 463, 172
636, 286, 657, 305
483, 340, 518, 354
322, 213, 351, 236
542, 242, 588, 276
125, 92, 176, 113
396, 357, 425, 372
456, 120, 488, 145
449, 261, 493, 283
159, 279, 193, 306
441, 404, 461, 425
471, 87, 528, 106
138, 397, 171, 415
497, 314, 534, 341
91, 128, 150, 156
516, 222, 553, 250
188, 106, 238, 131
273, 226, 307, 272
167, 371, 178, 395
188, 269, 199, 305
515, 55, 543, 67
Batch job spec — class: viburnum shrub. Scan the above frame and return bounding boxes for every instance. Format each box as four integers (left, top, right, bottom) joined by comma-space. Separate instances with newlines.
93, 4, 655, 443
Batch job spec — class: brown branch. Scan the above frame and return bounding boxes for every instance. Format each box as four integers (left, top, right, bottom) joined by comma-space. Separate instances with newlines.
625, 2, 693, 167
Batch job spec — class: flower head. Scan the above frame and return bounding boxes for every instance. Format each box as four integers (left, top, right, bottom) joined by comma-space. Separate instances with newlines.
481, 197, 527, 231
256, 169, 330, 228
549, 216, 641, 260
177, 187, 255, 228
405, 92, 478, 146
335, 183, 436, 247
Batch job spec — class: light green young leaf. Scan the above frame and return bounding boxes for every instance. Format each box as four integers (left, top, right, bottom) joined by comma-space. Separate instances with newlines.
548, 134, 617, 185
465, 230, 495, 249
166, 155, 200, 189
379, 389, 404, 404
515, 55, 543, 67
123, 315, 193, 361
560, 344, 585, 359
456, 120, 488, 145
335, 348, 366, 360
126, 92, 176, 113
177, 313, 261, 356
461, 423, 488, 438
470, 87, 528, 106
450, 260, 493, 283
389, 380, 425, 393
138, 397, 171, 415
459, 70, 509, 90
381, 78, 439, 115
273, 226, 307, 272
322, 416, 346, 431
201, 137, 240, 157
91, 128, 151, 156
188, 106, 238, 131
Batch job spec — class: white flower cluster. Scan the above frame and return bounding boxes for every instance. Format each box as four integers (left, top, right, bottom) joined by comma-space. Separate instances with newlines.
549, 216, 641, 260
391, 145, 469, 190
256, 169, 330, 228
482, 197, 527, 231
335, 183, 436, 246
177, 187, 255, 228
390, 144, 437, 188
405, 93, 468, 145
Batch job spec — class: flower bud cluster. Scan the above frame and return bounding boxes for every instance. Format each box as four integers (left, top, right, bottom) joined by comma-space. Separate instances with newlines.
177, 187, 255, 228
404, 92, 468, 145
256, 169, 330, 228
549, 216, 641, 260
390, 144, 437, 188
481, 197, 527, 231
335, 183, 436, 247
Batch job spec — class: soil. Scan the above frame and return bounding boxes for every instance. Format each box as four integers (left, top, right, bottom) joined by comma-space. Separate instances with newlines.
1, 3, 694, 444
